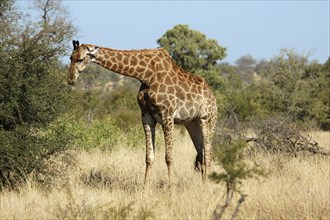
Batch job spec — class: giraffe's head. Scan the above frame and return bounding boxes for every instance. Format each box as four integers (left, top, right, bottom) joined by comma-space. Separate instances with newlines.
67, 40, 99, 85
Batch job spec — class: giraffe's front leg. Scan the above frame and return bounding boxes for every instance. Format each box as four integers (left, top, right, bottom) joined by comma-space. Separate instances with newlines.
142, 113, 157, 185
162, 115, 174, 182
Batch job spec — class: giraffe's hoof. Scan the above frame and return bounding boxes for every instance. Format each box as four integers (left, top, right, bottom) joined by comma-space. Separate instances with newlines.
194, 164, 203, 172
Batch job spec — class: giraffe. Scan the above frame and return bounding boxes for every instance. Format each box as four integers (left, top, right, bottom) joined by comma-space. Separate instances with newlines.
68, 40, 218, 184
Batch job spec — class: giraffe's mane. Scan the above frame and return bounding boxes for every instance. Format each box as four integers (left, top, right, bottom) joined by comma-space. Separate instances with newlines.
84, 44, 197, 77
88, 44, 183, 68
84, 44, 165, 54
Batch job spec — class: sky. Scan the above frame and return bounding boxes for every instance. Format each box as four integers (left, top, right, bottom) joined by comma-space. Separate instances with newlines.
18, 0, 329, 64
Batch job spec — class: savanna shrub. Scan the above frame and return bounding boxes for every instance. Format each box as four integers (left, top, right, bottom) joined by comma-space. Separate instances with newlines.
51, 115, 123, 151
0, 124, 74, 190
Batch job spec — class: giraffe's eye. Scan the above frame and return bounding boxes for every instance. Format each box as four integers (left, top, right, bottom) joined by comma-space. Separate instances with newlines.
77, 58, 84, 63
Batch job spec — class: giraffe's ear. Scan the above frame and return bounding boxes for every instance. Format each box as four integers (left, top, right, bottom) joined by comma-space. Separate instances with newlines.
73, 40, 80, 50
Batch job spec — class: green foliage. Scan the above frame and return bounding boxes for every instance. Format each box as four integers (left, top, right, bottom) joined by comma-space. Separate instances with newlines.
0, 0, 76, 189
69, 83, 143, 136
235, 54, 257, 84
245, 50, 330, 129
196, 68, 225, 91
157, 24, 226, 74
210, 140, 264, 190
0, 50, 72, 129
219, 50, 329, 130
0, 0, 76, 130
0, 123, 74, 190
218, 73, 255, 121
50, 115, 122, 151
210, 139, 264, 220
65, 83, 144, 149
0, 0, 14, 15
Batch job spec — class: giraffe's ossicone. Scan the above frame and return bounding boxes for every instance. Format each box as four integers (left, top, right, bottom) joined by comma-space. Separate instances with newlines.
68, 40, 218, 184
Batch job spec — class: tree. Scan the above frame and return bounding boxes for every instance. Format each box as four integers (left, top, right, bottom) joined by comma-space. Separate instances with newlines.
210, 112, 264, 219
0, 0, 14, 18
235, 54, 257, 84
157, 24, 227, 73
244, 50, 329, 129
0, 0, 77, 189
0, 0, 76, 130
33, 0, 75, 53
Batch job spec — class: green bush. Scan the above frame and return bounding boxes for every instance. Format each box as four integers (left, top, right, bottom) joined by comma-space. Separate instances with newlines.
210, 140, 264, 220
49, 115, 123, 151
210, 140, 264, 189
0, 0, 76, 189
0, 124, 74, 190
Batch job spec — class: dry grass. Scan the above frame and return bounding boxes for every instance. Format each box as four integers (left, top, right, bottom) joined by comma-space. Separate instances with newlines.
0, 130, 329, 219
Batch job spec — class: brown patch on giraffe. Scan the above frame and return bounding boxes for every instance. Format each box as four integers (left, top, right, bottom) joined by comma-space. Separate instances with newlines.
139, 60, 147, 67
177, 72, 186, 81
149, 59, 155, 67
194, 75, 204, 84
164, 74, 173, 85
103, 60, 110, 68
161, 99, 171, 108
191, 86, 198, 94
123, 65, 129, 72
156, 72, 165, 83
149, 93, 157, 102
158, 83, 167, 94
187, 76, 194, 84
137, 54, 144, 60
167, 85, 175, 94
128, 67, 135, 74
150, 81, 160, 93
118, 62, 124, 70
130, 56, 138, 66
175, 87, 186, 100
172, 76, 179, 84
144, 70, 153, 80
157, 62, 165, 71
111, 57, 117, 63
170, 100, 177, 109
181, 81, 190, 93
117, 53, 123, 62
137, 66, 146, 73
123, 57, 129, 65
154, 56, 161, 63
172, 64, 181, 74
163, 59, 171, 70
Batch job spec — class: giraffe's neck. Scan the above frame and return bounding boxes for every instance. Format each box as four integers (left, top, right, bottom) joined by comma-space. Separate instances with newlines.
93, 47, 164, 84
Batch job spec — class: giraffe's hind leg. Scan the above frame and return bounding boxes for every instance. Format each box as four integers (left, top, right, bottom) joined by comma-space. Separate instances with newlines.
200, 116, 217, 182
184, 119, 204, 172
142, 113, 157, 185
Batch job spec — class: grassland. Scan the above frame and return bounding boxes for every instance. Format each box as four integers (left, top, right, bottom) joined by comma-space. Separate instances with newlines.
0, 130, 329, 219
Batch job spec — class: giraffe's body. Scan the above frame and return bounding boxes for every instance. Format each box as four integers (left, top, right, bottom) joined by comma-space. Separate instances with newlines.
68, 41, 217, 183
